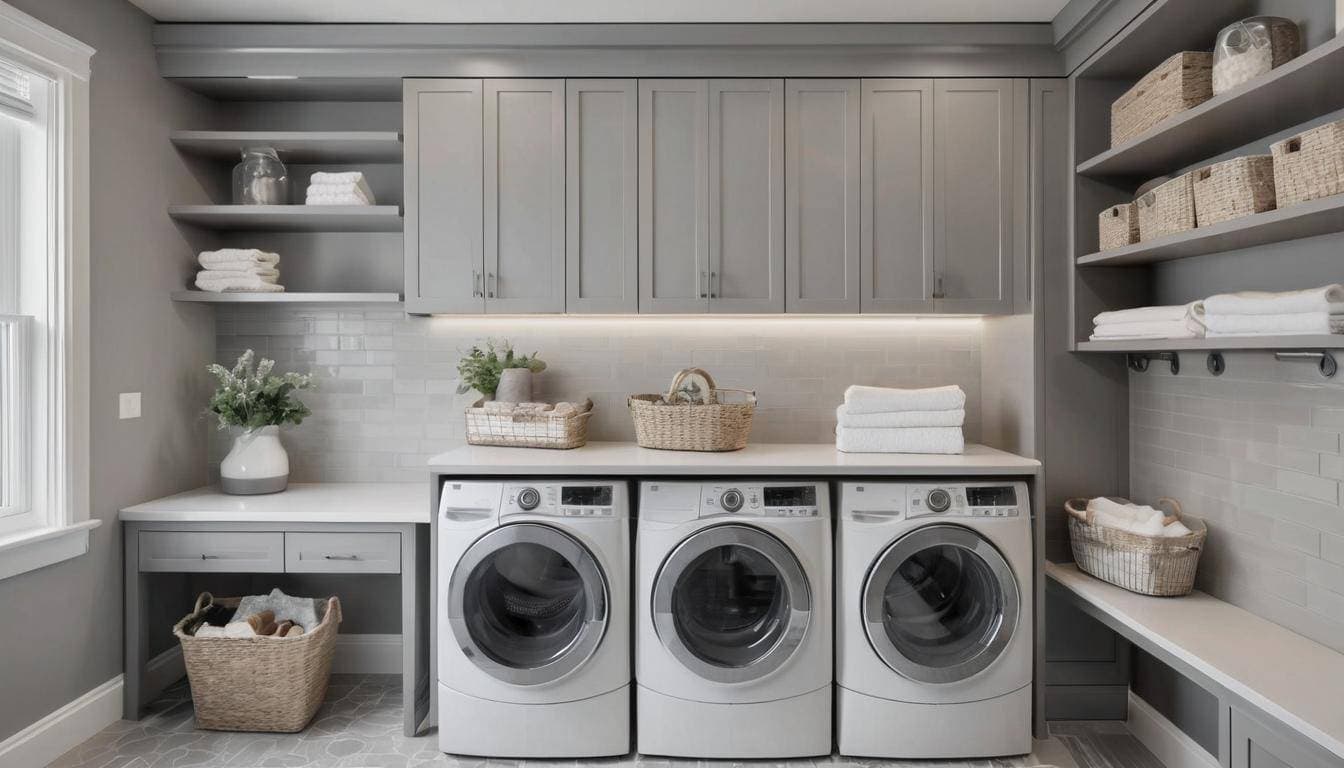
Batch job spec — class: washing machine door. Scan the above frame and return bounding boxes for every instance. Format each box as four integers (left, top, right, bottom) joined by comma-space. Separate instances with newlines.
652, 524, 811, 684
863, 524, 1019, 684
448, 522, 608, 686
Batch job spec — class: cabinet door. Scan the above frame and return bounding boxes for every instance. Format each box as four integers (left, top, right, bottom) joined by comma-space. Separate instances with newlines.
860, 79, 934, 313
708, 79, 784, 313
786, 79, 860, 313
1231, 708, 1341, 768
639, 79, 710, 313
483, 79, 565, 313
566, 79, 638, 314
933, 78, 1017, 314
403, 79, 484, 314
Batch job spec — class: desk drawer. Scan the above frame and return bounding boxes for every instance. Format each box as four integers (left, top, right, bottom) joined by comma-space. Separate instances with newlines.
139, 531, 284, 572
285, 532, 401, 574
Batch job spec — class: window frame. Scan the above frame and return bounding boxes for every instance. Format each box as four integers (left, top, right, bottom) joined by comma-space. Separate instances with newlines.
0, 0, 95, 581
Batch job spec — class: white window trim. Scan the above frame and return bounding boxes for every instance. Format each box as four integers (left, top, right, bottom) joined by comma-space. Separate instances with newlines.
0, 1, 95, 580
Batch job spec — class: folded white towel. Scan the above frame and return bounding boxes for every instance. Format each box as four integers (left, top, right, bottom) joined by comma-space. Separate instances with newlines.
1203, 285, 1344, 316
222, 621, 255, 638
308, 172, 375, 202
194, 626, 228, 638
1205, 312, 1344, 336
842, 384, 966, 415
1089, 319, 1204, 340
304, 192, 373, 206
198, 249, 279, 268
835, 426, 965, 454
835, 404, 965, 428
195, 273, 286, 293
196, 266, 279, 280
1093, 302, 1202, 326
1086, 497, 1192, 537
198, 269, 279, 285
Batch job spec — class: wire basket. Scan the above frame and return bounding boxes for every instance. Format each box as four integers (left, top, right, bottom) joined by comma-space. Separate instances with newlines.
628, 368, 756, 452
465, 398, 593, 449
1065, 498, 1206, 597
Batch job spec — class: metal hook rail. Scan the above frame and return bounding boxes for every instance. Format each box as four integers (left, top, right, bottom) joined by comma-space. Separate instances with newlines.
1127, 352, 1179, 375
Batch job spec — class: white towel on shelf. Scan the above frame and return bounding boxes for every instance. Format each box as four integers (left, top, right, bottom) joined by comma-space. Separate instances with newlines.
308, 172, 375, 202
304, 191, 373, 206
1089, 320, 1204, 340
195, 273, 286, 293
835, 404, 965, 428
1203, 285, 1344, 316
1093, 302, 1202, 326
842, 384, 966, 415
198, 249, 279, 268
194, 266, 280, 280
1204, 312, 1344, 336
835, 426, 965, 454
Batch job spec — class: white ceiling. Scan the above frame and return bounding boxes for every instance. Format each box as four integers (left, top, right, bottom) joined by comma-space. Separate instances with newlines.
128, 0, 1071, 24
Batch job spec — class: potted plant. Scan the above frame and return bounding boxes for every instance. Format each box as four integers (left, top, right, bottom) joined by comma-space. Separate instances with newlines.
207, 350, 314, 495
456, 340, 547, 402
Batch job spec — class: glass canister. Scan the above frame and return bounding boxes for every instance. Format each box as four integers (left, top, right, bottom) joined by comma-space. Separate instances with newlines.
231, 147, 290, 205
1212, 16, 1302, 95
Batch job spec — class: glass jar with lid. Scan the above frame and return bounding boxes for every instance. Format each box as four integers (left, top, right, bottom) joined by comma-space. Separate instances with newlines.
231, 147, 290, 205
1212, 16, 1301, 95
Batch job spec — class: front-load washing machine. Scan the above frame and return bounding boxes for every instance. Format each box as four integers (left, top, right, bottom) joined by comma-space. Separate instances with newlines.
437, 479, 630, 757
836, 481, 1033, 758
636, 480, 832, 758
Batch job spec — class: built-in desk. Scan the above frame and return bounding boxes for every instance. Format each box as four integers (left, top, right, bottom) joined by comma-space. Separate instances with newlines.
120, 483, 432, 736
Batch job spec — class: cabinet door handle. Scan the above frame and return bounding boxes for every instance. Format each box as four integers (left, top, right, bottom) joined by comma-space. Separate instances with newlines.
200, 554, 219, 560
488, 272, 496, 299
471, 269, 482, 298
323, 554, 361, 561
699, 271, 708, 299
932, 273, 946, 300
710, 271, 719, 299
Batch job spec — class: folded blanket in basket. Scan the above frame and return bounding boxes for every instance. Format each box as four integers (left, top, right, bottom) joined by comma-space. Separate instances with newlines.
480, 401, 582, 417
841, 384, 966, 415
235, 588, 321, 630
1203, 285, 1344, 316
835, 426, 964, 454
1205, 312, 1344, 336
835, 404, 965, 428
1086, 497, 1191, 537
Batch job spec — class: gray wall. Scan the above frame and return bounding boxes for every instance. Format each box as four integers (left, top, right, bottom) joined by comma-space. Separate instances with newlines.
0, 0, 216, 743
212, 307, 986, 480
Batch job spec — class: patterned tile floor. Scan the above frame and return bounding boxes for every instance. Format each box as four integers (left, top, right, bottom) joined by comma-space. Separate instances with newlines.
47, 675, 1158, 768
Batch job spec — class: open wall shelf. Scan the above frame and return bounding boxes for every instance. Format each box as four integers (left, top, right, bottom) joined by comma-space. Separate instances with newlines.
170, 131, 403, 164
1078, 336, 1344, 352
172, 291, 402, 304
167, 205, 403, 232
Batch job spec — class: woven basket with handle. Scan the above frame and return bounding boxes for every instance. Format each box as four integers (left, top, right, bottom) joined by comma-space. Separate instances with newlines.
1271, 118, 1344, 208
628, 368, 756, 452
173, 592, 340, 732
1193, 155, 1276, 227
1065, 497, 1206, 597
464, 398, 593, 449
1137, 173, 1196, 240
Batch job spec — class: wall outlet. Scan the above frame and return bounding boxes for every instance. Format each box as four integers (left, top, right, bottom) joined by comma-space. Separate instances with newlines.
119, 392, 141, 420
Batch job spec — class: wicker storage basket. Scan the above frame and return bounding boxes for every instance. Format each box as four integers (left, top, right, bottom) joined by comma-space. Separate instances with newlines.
1193, 155, 1276, 227
1098, 203, 1140, 250
1271, 118, 1344, 208
1111, 52, 1213, 146
1137, 173, 1197, 240
1065, 498, 1207, 597
465, 398, 593, 449
628, 368, 756, 452
173, 593, 339, 732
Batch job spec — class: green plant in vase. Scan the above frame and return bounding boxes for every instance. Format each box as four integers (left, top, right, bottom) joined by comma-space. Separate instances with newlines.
456, 339, 547, 399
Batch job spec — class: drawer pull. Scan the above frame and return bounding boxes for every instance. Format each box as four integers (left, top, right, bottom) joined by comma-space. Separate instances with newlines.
323, 554, 361, 561
200, 554, 220, 560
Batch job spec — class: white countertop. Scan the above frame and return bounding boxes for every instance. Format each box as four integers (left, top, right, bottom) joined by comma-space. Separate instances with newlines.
427, 441, 1040, 476
1047, 562, 1344, 759
120, 483, 429, 523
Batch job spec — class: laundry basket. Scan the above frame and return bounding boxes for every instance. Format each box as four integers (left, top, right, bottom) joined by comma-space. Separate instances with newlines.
173, 593, 340, 732
1065, 498, 1206, 597
628, 368, 756, 451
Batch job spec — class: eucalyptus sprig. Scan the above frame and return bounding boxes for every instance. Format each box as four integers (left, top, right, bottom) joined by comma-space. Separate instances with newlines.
206, 349, 314, 431
456, 339, 547, 397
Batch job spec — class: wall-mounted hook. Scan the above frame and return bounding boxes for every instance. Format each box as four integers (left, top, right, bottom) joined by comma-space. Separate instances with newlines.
1206, 352, 1225, 376
1127, 352, 1179, 375
1274, 350, 1337, 378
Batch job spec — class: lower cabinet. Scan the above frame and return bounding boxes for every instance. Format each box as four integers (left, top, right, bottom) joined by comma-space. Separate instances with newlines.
1231, 708, 1343, 768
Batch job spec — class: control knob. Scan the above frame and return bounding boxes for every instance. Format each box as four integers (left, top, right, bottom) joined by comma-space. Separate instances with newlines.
926, 488, 952, 513
720, 488, 744, 512
517, 487, 541, 511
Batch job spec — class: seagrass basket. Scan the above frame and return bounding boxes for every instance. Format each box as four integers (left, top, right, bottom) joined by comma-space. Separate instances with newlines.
1098, 202, 1140, 250
1271, 118, 1344, 208
1111, 52, 1213, 146
1193, 155, 1277, 226
629, 368, 756, 451
1065, 498, 1206, 597
173, 593, 340, 732
465, 398, 593, 449
1137, 173, 1197, 240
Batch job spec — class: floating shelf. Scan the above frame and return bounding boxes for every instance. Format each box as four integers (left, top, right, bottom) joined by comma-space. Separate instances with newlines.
172, 291, 402, 304
1078, 336, 1344, 352
1078, 194, 1344, 267
170, 131, 403, 164
1078, 36, 1344, 179
167, 205, 402, 232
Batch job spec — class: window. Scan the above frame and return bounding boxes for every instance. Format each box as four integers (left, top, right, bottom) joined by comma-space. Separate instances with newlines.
0, 1, 93, 580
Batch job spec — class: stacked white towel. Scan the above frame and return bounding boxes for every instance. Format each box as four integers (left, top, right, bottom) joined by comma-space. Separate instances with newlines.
835, 385, 966, 454
305, 171, 376, 206
1086, 497, 1192, 538
195, 248, 284, 293
1090, 302, 1206, 340
1202, 285, 1344, 337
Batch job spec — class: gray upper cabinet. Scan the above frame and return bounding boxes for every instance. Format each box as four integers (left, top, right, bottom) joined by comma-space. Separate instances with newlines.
708, 79, 785, 313
933, 78, 1018, 314
639, 79, 710, 313
786, 79, 860, 313
404, 79, 485, 314
566, 79, 638, 314
483, 79, 566, 314
861, 79, 934, 314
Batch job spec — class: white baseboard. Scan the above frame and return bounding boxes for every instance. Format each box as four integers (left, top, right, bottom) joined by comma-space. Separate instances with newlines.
1127, 691, 1220, 768
332, 633, 403, 674
0, 675, 123, 768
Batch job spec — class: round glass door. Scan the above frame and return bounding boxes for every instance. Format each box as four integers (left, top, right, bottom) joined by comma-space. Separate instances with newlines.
652, 525, 811, 684
863, 524, 1018, 684
448, 523, 608, 686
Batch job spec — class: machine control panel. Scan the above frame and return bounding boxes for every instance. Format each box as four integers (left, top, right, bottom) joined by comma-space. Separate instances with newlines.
502, 483, 618, 518
699, 483, 822, 518
907, 483, 1021, 519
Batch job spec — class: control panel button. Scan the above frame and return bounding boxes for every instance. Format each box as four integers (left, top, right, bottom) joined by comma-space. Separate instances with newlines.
517, 487, 541, 511
721, 489, 744, 513
926, 488, 952, 513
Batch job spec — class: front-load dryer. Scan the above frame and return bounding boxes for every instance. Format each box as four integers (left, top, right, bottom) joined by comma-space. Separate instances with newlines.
636, 480, 832, 758
437, 479, 630, 757
836, 481, 1033, 759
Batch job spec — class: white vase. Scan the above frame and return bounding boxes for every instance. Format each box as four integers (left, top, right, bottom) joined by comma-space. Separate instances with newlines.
220, 425, 289, 495
495, 368, 533, 403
